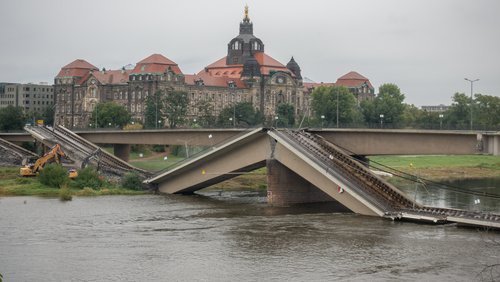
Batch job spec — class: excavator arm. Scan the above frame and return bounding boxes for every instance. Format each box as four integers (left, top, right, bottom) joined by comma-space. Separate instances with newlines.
20, 144, 67, 176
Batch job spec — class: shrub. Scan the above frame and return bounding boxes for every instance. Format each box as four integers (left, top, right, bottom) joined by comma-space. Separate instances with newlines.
152, 144, 166, 152
121, 172, 143, 190
71, 167, 104, 189
59, 186, 72, 201
39, 163, 68, 188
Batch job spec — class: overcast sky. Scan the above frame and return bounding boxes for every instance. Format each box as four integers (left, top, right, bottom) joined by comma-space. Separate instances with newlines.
1, 0, 499, 106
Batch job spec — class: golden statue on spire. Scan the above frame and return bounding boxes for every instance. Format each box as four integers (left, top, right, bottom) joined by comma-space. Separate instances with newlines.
244, 4, 249, 21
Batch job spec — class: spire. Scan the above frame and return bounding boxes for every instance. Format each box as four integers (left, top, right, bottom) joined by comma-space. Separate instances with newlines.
244, 4, 250, 22
286, 56, 302, 80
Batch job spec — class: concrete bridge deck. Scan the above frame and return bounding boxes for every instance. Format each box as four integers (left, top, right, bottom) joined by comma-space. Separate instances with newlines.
2, 127, 499, 156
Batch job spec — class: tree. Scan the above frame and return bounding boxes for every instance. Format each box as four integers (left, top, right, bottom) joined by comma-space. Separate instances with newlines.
311, 85, 362, 127
163, 90, 188, 128
361, 83, 405, 127
217, 102, 261, 127
446, 92, 470, 130
196, 99, 216, 128
144, 90, 164, 129
276, 103, 295, 127
474, 94, 500, 130
42, 106, 55, 126
0, 105, 25, 131
90, 102, 131, 129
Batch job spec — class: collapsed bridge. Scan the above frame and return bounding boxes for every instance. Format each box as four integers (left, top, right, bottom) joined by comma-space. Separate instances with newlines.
145, 128, 500, 229
24, 125, 150, 178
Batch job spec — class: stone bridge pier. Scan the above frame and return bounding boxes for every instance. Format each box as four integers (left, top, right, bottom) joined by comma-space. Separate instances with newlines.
266, 159, 347, 209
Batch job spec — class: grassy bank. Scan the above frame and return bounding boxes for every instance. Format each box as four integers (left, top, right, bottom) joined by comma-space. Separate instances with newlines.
369, 155, 500, 180
0, 167, 146, 197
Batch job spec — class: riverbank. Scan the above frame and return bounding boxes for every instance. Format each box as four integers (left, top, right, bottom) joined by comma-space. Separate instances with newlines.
0, 167, 146, 197
1, 154, 498, 196
370, 155, 500, 181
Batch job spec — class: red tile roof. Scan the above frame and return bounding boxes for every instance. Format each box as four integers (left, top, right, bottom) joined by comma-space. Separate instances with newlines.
336, 71, 373, 89
202, 53, 291, 77
185, 72, 246, 88
56, 59, 98, 78
91, 70, 131, 85
131, 54, 182, 75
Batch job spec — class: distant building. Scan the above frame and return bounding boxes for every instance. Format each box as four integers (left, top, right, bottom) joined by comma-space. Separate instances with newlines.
303, 71, 375, 104
0, 82, 54, 113
53, 6, 373, 128
421, 104, 449, 112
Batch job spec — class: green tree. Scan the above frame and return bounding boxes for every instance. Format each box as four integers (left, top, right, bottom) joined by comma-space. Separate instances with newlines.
361, 83, 405, 127
0, 105, 25, 131
43, 106, 55, 126
217, 102, 260, 127
401, 104, 421, 128
144, 90, 164, 129
446, 92, 470, 129
474, 94, 500, 130
163, 90, 188, 128
311, 85, 362, 127
197, 99, 216, 128
90, 102, 131, 129
276, 103, 295, 127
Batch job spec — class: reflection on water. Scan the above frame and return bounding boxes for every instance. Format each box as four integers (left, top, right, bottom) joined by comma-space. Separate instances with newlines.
0, 179, 499, 282
398, 177, 500, 212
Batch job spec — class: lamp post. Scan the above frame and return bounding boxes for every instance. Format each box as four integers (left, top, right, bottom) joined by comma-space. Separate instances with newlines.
155, 92, 158, 129
321, 115, 325, 128
439, 114, 444, 130
95, 103, 98, 129
158, 120, 162, 128
229, 117, 233, 128
379, 114, 384, 128
464, 78, 479, 130
274, 116, 279, 128
336, 91, 339, 128
232, 93, 236, 128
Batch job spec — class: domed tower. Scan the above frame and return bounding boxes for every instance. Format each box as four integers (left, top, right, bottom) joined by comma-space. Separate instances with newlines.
286, 57, 302, 80
226, 5, 264, 66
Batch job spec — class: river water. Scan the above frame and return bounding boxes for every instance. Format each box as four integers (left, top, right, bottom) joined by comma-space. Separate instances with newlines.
1, 180, 499, 281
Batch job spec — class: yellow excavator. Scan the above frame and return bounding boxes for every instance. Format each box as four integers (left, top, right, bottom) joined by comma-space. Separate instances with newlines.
20, 144, 78, 178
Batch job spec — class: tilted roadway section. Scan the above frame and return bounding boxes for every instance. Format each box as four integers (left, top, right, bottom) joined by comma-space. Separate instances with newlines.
24, 125, 150, 178
146, 128, 500, 229
0, 137, 39, 166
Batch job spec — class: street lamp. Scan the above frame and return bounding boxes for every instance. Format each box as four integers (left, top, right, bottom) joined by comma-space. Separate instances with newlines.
379, 114, 384, 128
274, 116, 279, 128
232, 93, 236, 128
95, 103, 98, 129
464, 78, 479, 130
158, 120, 162, 128
439, 114, 444, 130
336, 91, 339, 128
321, 115, 325, 128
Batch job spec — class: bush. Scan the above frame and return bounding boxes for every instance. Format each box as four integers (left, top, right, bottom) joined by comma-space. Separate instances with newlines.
152, 145, 166, 152
59, 186, 72, 201
71, 167, 104, 189
38, 163, 68, 188
121, 172, 143, 190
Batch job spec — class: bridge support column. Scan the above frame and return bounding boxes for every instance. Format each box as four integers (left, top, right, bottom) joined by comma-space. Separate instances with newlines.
114, 144, 130, 162
266, 159, 337, 206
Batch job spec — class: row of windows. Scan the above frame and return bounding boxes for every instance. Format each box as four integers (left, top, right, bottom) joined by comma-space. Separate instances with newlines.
1, 94, 15, 98
0, 100, 14, 105
25, 94, 53, 99
23, 87, 53, 92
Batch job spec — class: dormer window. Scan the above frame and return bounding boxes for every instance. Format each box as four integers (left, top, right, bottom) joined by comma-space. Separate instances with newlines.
141, 65, 145, 72
232, 41, 241, 50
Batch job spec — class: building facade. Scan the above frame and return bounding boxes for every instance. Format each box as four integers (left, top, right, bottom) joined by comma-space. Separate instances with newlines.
54, 7, 373, 128
0, 82, 54, 113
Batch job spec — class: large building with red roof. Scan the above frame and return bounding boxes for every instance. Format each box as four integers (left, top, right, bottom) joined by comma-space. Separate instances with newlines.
54, 6, 373, 128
